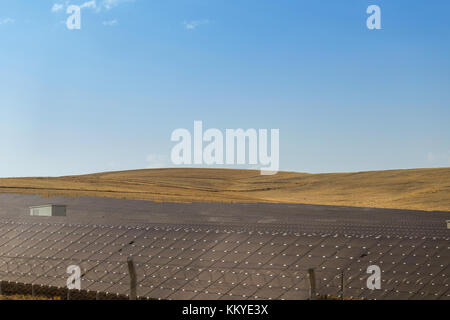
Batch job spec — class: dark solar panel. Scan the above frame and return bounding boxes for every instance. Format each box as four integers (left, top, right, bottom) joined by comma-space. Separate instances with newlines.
0, 195, 448, 301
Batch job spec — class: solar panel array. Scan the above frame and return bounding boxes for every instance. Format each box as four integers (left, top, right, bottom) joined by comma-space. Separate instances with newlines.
0, 219, 448, 300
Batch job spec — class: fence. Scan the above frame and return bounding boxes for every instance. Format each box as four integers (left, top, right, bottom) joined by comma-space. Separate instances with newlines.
0, 253, 423, 300
0, 254, 353, 300
0, 220, 448, 300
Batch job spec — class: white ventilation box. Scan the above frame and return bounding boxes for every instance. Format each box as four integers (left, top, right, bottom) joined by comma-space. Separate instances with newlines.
30, 205, 66, 217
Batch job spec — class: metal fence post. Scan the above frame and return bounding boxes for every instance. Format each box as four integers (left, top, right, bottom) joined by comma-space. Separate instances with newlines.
340, 271, 345, 300
127, 257, 137, 300
308, 268, 316, 300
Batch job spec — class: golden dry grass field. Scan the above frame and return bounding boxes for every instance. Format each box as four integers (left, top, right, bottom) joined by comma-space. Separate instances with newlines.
0, 167, 449, 211
0, 295, 53, 300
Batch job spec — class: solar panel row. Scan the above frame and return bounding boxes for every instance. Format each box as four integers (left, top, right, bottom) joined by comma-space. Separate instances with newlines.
0, 219, 448, 300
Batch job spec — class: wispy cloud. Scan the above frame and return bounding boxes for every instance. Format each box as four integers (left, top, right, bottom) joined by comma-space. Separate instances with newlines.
51, 4, 64, 12
183, 19, 209, 30
102, 19, 118, 26
0, 18, 15, 25
80, 0, 97, 9
51, 0, 134, 13
101, 0, 135, 10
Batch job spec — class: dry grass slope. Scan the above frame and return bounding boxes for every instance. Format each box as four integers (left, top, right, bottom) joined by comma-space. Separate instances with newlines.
0, 167, 449, 211
0, 294, 52, 300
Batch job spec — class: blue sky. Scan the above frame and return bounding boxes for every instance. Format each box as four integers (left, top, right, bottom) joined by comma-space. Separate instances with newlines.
0, 0, 449, 177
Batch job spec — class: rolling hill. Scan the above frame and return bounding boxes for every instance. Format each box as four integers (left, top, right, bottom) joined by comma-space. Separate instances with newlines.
0, 167, 449, 211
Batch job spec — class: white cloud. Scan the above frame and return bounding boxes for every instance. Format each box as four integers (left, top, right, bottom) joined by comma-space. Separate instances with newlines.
183, 19, 209, 30
0, 18, 15, 25
51, 4, 64, 12
81, 0, 97, 9
51, 0, 133, 14
101, 0, 135, 10
102, 19, 118, 26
